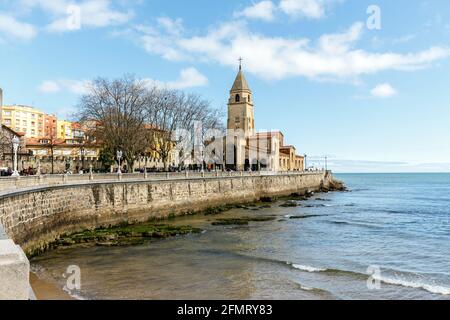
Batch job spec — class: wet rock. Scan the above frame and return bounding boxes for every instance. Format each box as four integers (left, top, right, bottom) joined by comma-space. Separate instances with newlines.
305, 191, 315, 197
279, 201, 299, 208
328, 179, 347, 192
52, 223, 202, 250
212, 216, 277, 226
212, 219, 249, 226
315, 198, 331, 202
203, 206, 233, 215
289, 215, 322, 219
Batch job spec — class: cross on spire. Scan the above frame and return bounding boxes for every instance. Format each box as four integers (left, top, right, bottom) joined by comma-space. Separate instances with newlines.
238, 57, 243, 70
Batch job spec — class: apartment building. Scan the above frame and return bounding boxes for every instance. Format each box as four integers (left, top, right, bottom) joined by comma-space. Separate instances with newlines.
1, 105, 45, 138
57, 120, 73, 139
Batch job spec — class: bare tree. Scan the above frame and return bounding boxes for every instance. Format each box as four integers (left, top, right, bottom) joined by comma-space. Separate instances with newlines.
77, 75, 148, 171
76, 75, 223, 172
144, 88, 224, 170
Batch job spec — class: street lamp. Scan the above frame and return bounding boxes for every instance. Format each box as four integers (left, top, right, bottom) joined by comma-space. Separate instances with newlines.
304, 154, 307, 172
11, 136, 20, 177
116, 150, 123, 174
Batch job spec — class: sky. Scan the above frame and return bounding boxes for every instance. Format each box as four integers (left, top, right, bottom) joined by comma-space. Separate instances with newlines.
1, 0, 450, 173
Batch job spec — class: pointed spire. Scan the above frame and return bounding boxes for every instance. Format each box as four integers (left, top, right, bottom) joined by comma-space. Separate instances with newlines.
231, 58, 251, 92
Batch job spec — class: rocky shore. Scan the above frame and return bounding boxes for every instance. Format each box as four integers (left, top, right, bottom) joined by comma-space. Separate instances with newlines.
29, 177, 347, 299
30, 177, 346, 256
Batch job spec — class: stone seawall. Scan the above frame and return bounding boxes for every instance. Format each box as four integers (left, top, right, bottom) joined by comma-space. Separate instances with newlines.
0, 172, 330, 256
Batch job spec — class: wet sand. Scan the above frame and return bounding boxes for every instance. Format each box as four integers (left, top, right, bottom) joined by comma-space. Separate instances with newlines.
30, 273, 74, 300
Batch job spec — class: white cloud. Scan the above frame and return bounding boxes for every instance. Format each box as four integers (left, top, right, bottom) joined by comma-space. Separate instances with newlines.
133, 20, 450, 81
0, 14, 37, 40
19, 0, 133, 32
371, 83, 397, 98
279, 0, 326, 19
235, 1, 276, 22
38, 79, 91, 95
235, 0, 340, 22
143, 68, 209, 90
38, 80, 61, 93
157, 17, 184, 36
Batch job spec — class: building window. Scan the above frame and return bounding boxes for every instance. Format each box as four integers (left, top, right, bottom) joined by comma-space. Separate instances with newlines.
235, 94, 240, 102
3, 111, 11, 116
248, 94, 251, 102
4, 119, 11, 125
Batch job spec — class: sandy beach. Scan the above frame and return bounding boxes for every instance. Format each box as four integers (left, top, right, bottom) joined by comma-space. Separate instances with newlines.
30, 273, 74, 300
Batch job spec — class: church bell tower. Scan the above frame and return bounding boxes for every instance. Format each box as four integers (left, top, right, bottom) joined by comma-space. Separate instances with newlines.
227, 60, 254, 136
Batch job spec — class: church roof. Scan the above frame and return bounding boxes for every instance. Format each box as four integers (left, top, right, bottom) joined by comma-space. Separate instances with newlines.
231, 67, 251, 92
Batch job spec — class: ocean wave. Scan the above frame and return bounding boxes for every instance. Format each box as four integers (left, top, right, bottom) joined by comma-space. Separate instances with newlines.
325, 220, 383, 230
303, 204, 330, 208
287, 262, 372, 280
373, 275, 450, 296
328, 221, 349, 225
350, 188, 371, 192
288, 261, 450, 296
202, 249, 450, 296
290, 263, 327, 273
379, 209, 409, 214
413, 197, 450, 203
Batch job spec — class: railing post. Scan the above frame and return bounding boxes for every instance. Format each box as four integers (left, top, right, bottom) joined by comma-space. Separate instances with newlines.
166, 172, 169, 179
63, 174, 67, 184
185, 171, 189, 178
118, 172, 122, 181
144, 170, 148, 179
89, 164, 94, 181
13, 176, 20, 189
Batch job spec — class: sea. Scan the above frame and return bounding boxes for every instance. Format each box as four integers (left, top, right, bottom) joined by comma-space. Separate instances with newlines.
31, 173, 450, 300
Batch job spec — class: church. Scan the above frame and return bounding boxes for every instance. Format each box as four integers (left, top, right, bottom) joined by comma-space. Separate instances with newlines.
224, 63, 305, 172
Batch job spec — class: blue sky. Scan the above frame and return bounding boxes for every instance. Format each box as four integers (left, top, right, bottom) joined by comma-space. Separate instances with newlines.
1, 0, 450, 172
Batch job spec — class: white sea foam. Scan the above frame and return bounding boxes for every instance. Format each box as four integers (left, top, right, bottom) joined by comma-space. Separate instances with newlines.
63, 287, 87, 300
299, 285, 314, 291
291, 263, 327, 273
373, 275, 450, 296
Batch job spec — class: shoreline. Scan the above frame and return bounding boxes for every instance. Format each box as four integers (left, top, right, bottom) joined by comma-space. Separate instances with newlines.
26, 180, 346, 300
30, 272, 75, 300
27, 187, 348, 300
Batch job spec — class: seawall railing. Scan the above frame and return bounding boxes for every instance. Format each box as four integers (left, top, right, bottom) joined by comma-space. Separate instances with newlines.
0, 170, 325, 194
